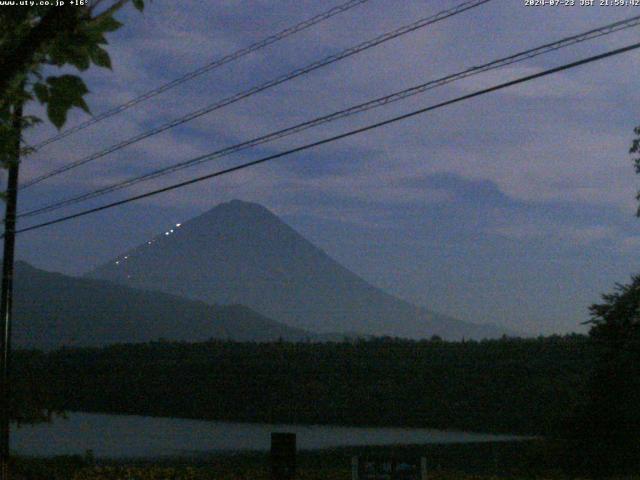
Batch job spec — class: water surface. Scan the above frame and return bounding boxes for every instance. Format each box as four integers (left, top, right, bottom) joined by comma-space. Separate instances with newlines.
13, 412, 522, 458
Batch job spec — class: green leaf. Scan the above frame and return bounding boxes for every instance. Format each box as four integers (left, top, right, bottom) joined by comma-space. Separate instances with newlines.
33, 82, 49, 103
46, 42, 68, 66
132, 0, 144, 12
46, 75, 89, 97
45, 75, 90, 129
67, 48, 91, 71
89, 45, 112, 69
93, 15, 123, 33
75, 97, 90, 115
46, 98, 67, 129
22, 115, 42, 128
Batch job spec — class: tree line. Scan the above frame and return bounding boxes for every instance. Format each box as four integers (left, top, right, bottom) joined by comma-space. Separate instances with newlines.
14, 335, 592, 436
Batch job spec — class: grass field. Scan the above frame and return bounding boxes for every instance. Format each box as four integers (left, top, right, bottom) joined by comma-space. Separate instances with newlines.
13, 440, 591, 479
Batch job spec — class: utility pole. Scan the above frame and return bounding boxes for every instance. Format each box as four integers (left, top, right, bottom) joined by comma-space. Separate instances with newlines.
0, 97, 23, 480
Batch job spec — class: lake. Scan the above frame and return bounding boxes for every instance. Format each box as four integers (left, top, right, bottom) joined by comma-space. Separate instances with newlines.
12, 412, 523, 459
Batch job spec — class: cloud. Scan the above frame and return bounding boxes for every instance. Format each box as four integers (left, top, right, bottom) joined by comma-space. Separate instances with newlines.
492, 223, 616, 246
15, 0, 640, 334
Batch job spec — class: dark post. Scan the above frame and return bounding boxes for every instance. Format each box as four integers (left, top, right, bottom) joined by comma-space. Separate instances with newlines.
270, 432, 296, 480
0, 99, 23, 480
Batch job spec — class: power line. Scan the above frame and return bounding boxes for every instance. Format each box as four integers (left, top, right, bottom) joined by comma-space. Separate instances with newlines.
14, 40, 640, 236
20, 0, 492, 190
29, 0, 372, 151
18, 13, 640, 219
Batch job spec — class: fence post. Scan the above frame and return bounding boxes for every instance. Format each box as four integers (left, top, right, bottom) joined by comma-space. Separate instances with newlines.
270, 432, 296, 480
420, 457, 427, 480
492, 443, 499, 474
351, 456, 359, 480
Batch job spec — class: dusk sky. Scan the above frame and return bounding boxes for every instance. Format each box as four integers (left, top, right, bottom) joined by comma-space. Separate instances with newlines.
14, 0, 640, 335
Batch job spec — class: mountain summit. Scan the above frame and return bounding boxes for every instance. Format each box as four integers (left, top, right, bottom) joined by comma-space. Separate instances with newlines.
88, 200, 507, 339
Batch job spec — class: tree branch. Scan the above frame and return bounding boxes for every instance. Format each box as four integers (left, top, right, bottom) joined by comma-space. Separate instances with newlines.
0, 0, 130, 107
93, 0, 128, 20
0, 7, 78, 104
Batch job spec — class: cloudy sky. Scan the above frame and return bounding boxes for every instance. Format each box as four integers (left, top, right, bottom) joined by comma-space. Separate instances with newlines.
14, 0, 640, 335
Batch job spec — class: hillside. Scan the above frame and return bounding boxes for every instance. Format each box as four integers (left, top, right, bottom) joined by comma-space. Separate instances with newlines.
13, 261, 311, 350
88, 200, 508, 340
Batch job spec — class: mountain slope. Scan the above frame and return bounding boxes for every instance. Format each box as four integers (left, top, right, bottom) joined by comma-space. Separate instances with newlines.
88, 200, 507, 340
14, 261, 311, 350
